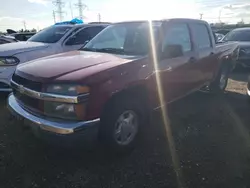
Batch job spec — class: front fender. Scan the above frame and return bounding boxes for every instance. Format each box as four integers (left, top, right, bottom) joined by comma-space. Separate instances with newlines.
85, 60, 153, 120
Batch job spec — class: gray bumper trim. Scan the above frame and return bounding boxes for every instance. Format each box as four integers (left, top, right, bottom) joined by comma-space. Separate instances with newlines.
7, 94, 100, 134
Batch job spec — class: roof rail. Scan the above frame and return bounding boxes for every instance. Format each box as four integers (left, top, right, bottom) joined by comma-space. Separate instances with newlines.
88, 22, 111, 24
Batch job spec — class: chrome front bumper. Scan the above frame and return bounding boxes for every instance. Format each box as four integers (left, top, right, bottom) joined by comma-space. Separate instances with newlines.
7, 94, 100, 135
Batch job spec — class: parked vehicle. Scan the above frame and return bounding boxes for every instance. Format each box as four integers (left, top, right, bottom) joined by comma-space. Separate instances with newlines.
10, 32, 36, 41
8, 19, 238, 153
0, 23, 108, 91
6, 29, 36, 41
215, 33, 225, 42
222, 27, 250, 69
0, 35, 18, 44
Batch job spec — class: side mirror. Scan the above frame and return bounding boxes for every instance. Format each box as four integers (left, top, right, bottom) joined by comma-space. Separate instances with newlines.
161, 44, 183, 59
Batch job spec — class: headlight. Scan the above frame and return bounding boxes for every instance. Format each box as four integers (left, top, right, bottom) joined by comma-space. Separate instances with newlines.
44, 101, 81, 120
45, 84, 89, 120
47, 84, 89, 96
0, 56, 19, 66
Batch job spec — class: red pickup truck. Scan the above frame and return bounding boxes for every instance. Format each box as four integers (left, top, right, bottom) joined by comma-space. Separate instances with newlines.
8, 19, 238, 153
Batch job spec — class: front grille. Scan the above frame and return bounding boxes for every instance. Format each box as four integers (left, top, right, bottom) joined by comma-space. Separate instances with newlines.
12, 74, 42, 92
12, 73, 43, 115
13, 89, 43, 114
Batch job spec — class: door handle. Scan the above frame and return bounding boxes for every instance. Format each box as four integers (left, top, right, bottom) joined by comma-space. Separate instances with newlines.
189, 57, 196, 63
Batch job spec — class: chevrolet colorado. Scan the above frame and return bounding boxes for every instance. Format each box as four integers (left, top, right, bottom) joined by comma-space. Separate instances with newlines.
8, 19, 238, 153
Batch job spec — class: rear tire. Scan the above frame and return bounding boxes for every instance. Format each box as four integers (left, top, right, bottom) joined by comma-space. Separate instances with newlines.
209, 64, 229, 93
99, 95, 144, 154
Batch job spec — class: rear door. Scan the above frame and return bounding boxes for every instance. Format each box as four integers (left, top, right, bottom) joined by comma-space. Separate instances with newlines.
158, 22, 199, 102
189, 23, 216, 83
62, 26, 105, 52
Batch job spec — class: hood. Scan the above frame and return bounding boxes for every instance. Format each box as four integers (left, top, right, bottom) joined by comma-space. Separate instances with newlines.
0, 41, 49, 56
16, 51, 139, 82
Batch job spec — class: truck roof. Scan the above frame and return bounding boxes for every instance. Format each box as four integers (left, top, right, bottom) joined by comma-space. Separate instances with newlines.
53, 23, 110, 28
114, 18, 208, 25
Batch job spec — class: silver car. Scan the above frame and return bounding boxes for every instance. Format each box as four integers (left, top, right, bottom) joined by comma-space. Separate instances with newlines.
0, 23, 108, 91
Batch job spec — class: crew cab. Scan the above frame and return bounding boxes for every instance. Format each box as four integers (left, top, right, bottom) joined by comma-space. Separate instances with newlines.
8, 19, 238, 153
0, 23, 108, 91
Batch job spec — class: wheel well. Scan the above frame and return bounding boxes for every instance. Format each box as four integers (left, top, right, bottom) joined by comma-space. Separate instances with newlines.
213, 58, 230, 80
101, 85, 149, 118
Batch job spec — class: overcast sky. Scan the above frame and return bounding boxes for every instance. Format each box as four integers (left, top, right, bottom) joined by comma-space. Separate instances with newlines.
0, 0, 250, 32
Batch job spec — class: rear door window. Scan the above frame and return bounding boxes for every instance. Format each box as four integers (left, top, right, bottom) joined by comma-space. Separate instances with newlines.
191, 24, 212, 49
162, 23, 192, 53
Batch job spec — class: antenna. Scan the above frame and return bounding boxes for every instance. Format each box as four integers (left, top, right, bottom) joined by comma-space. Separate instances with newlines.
53, 0, 65, 22
75, 0, 87, 20
69, 1, 74, 19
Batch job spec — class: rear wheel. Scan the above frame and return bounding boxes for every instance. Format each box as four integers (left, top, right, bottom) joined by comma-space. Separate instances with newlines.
99, 96, 144, 154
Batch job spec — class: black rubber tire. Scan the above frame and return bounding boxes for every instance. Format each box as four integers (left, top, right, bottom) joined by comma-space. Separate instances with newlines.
209, 64, 229, 94
99, 95, 144, 154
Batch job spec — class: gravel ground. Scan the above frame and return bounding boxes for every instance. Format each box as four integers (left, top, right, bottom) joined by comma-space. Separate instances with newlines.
1, 71, 250, 188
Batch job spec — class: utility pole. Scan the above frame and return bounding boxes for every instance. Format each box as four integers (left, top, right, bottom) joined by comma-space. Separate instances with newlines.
218, 9, 222, 23
52, 10, 56, 23
53, 0, 65, 22
23, 21, 26, 31
75, 0, 87, 20
199, 13, 203, 20
69, 1, 73, 19
98, 13, 101, 22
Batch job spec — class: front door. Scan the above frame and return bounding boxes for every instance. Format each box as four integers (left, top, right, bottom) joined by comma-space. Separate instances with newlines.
157, 22, 199, 103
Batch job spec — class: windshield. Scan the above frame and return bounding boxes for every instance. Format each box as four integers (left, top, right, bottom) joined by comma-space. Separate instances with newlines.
82, 22, 160, 55
223, 29, 250, 42
28, 26, 71, 43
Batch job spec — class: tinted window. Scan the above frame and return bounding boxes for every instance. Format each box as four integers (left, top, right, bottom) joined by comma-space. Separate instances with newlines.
192, 24, 211, 49
66, 26, 104, 46
28, 26, 71, 43
162, 23, 191, 53
223, 29, 250, 42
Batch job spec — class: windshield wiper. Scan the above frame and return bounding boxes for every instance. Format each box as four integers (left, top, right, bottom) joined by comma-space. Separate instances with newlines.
81, 47, 97, 52
95, 48, 125, 54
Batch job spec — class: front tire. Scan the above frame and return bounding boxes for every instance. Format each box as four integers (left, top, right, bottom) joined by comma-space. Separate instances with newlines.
209, 64, 229, 93
99, 96, 143, 154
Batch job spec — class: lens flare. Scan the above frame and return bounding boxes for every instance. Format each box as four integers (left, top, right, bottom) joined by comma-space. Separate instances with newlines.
148, 20, 184, 188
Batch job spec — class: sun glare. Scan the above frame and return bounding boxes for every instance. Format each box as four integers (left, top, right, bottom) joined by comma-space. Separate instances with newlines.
148, 19, 184, 188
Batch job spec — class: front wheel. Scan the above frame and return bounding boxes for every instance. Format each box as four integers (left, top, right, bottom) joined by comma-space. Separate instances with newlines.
209, 65, 229, 93
99, 96, 143, 154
